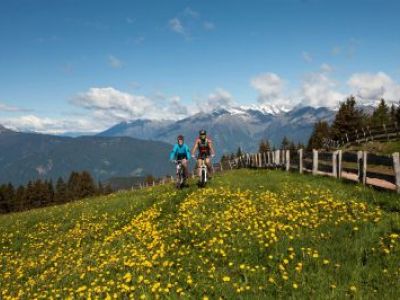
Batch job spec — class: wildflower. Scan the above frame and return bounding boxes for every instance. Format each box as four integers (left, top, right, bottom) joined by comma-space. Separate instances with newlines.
223, 276, 231, 282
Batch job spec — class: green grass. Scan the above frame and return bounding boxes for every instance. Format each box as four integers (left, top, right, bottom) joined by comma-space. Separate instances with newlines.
346, 140, 400, 154
1, 169, 399, 299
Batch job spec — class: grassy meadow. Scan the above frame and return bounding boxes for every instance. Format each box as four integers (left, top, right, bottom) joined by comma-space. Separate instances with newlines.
1, 169, 399, 299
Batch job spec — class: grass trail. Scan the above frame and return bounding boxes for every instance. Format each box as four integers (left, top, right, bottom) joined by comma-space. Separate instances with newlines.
1, 169, 399, 299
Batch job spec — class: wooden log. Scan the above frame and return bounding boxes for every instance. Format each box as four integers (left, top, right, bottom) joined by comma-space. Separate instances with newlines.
312, 149, 318, 175
393, 152, 400, 194
298, 149, 303, 174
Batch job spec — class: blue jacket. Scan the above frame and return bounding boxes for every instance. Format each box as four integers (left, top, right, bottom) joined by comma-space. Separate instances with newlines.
169, 143, 191, 161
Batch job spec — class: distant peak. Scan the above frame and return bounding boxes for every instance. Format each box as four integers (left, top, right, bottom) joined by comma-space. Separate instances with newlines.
0, 124, 13, 133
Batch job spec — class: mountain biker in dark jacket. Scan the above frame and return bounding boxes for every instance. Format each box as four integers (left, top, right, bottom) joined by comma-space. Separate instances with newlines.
169, 135, 191, 180
191, 129, 215, 179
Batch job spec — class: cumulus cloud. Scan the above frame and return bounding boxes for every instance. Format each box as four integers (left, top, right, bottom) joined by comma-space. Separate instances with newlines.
320, 63, 333, 73
183, 7, 199, 18
0, 114, 99, 134
0, 102, 32, 112
347, 72, 400, 103
302, 51, 313, 63
250, 73, 290, 105
199, 88, 235, 112
108, 55, 122, 69
72, 87, 188, 124
168, 18, 185, 35
299, 72, 345, 107
203, 21, 215, 30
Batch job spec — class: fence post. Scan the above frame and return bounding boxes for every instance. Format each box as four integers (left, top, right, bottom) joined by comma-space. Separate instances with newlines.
392, 152, 400, 194
285, 150, 290, 171
267, 151, 271, 166
275, 150, 280, 166
357, 151, 367, 185
312, 149, 318, 175
298, 149, 303, 174
332, 150, 338, 178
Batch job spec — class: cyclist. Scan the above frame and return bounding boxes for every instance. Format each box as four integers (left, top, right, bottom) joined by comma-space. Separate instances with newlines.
169, 135, 191, 184
191, 129, 215, 180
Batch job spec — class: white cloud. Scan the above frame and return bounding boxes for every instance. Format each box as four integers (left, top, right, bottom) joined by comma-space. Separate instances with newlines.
347, 72, 400, 103
0, 102, 31, 112
0, 114, 99, 134
108, 55, 122, 69
299, 72, 345, 107
302, 51, 313, 63
203, 21, 215, 30
168, 18, 185, 35
126, 17, 135, 24
250, 73, 291, 105
72, 87, 188, 124
201, 88, 235, 112
320, 63, 333, 73
183, 7, 199, 18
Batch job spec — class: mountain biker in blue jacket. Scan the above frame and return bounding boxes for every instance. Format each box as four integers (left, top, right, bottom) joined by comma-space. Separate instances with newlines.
169, 135, 191, 181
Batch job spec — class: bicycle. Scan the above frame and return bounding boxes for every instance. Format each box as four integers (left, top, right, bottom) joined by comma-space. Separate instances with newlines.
174, 160, 185, 189
196, 154, 214, 188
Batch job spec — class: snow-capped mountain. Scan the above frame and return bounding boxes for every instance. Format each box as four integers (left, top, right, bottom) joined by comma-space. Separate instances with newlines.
98, 105, 336, 155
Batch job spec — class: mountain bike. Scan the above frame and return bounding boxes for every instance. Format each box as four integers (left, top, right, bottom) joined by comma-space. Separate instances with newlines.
174, 160, 185, 189
197, 155, 213, 188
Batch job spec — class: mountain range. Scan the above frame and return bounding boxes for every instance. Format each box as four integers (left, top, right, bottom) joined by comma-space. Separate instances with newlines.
0, 128, 174, 186
0, 104, 337, 186
98, 105, 336, 154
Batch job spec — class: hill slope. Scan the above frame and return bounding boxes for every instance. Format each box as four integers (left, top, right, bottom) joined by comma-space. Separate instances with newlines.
0, 129, 174, 185
1, 170, 399, 298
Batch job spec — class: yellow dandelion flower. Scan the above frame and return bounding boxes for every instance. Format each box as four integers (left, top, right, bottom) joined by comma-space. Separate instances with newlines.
223, 276, 231, 282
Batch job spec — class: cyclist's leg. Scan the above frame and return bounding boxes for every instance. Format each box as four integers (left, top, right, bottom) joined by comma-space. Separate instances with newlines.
197, 158, 202, 177
205, 157, 213, 176
181, 158, 188, 178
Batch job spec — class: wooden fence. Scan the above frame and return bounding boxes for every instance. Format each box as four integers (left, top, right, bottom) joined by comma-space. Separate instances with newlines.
225, 150, 400, 193
127, 149, 400, 194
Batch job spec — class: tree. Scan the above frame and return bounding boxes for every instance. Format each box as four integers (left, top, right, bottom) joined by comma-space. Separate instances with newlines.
259, 139, 271, 153
67, 171, 81, 200
79, 171, 97, 198
330, 96, 365, 140
144, 175, 155, 185
236, 147, 243, 158
307, 121, 330, 150
371, 98, 390, 126
395, 101, 400, 123
14, 186, 26, 212
390, 103, 397, 123
281, 136, 290, 150
55, 177, 68, 203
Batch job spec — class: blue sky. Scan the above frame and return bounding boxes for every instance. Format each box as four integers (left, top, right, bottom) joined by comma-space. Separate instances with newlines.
1, 0, 400, 133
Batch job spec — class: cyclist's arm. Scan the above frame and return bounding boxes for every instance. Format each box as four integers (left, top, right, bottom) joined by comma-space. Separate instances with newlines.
191, 139, 199, 157
185, 145, 191, 161
169, 145, 178, 161
209, 139, 215, 156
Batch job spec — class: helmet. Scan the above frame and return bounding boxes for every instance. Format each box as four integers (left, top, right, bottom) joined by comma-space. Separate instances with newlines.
177, 135, 184, 141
